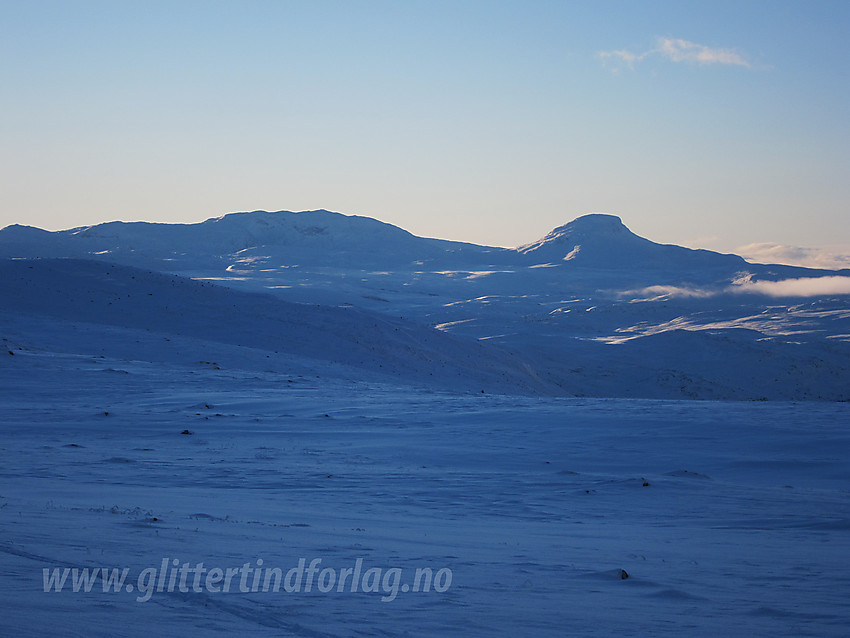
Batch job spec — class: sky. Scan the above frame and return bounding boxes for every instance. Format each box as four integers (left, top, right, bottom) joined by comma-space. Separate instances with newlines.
2, 0, 848, 261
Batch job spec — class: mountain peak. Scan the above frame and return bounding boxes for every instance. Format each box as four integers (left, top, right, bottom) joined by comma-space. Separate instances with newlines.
517, 213, 640, 259
555, 213, 626, 234
517, 213, 746, 270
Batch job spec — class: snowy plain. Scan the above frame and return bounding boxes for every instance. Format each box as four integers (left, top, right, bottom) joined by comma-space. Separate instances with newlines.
1, 211, 849, 636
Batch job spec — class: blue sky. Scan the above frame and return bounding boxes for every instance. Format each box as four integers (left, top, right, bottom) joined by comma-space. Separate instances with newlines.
2, 0, 848, 255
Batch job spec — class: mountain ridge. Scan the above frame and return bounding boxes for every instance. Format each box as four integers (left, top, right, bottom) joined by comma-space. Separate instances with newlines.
0, 209, 510, 268
2, 209, 848, 400
0, 209, 817, 274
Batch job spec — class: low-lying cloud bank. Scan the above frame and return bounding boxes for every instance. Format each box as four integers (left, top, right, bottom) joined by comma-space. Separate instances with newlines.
627, 276, 850, 300
739, 243, 850, 270
737, 276, 850, 297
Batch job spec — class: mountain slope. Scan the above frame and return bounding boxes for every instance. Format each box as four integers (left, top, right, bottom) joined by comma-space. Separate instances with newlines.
0, 258, 556, 395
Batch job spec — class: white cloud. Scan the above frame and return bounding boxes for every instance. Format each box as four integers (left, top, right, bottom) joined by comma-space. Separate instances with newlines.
599, 37, 752, 70
624, 276, 850, 300
738, 243, 850, 270
731, 276, 850, 297
656, 38, 751, 67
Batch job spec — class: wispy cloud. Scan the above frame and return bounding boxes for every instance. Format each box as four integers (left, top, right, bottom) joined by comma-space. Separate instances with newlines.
624, 284, 715, 300
597, 49, 645, 69
599, 37, 752, 70
656, 38, 750, 67
738, 243, 850, 270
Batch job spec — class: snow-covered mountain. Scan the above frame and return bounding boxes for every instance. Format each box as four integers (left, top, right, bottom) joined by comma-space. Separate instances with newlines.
2, 208, 836, 280
0, 209, 506, 269
2, 209, 849, 400
518, 213, 748, 271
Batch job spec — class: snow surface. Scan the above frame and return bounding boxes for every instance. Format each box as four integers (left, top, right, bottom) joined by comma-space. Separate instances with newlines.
1, 210, 849, 635
1, 325, 848, 636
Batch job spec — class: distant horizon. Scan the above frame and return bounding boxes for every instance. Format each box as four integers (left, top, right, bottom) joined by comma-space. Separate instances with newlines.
3, 206, 849, 270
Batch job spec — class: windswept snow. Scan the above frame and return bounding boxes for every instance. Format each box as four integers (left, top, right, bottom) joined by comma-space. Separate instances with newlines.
1, 339, 848, 636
